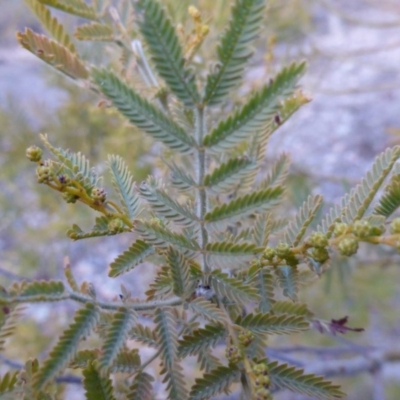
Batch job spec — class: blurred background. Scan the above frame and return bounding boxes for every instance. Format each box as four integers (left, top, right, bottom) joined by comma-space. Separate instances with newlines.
1, 0, 400, 398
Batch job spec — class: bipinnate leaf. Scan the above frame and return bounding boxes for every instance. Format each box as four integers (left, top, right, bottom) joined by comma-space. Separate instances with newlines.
166, 247, 192, 298
203, 62, 306, 151
203, 0, 266, 106
24, 0, 75, 52
129, 323, 158, 348
75, 22, 114, 41
210, 270, 260, 305
197, 350, 222, 373
154, 308, 188, 400
92, 69, 195, 154
275, 265, 299, 302
187, 297, 227, 324
272, 301, 313, 318
109, 240, 154, 277
189, 365, 240, 400
99, 307, 136, 371
112, 349, 141, 373
178, 323, 226, 357
236, 312, 309, 335
205, 187, 283, 229
0, 306, 25, 352
17, 29, 88, 80
108, 155, 141, 220
268, 361, 345, 399
128, 371, 154, 400
249, 266, 275, 313
252, 213, 272, 247
374, 174, 400, 217
260, 153, 291, 189
16, 280, 65, 302
134, 0, 200, 107
204, 156, 257, 194
283, 195, 323, 246
83, 361, 116, 400
205, 241, 261, 270
33, 302, 99, 390
135, 220, 199, 256
139, 179, 196, 227
70, 349, 99, 369
38, 0, 97, 20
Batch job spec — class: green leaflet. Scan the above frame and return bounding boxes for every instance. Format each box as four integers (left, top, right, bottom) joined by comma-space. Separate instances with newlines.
14, 281, 65, 303
154, 308, 188, 400
205, 241, 261, 270
236, 312, 309, 335
108, 155, 141, 220
210, 270, 260, 305
169, 161, 197, 192
99, 307, 137, 371
68, 217, 116, 241
129, 323, 158, 348
92, 69, 195, 154
197, 350, 222, 373
112, 349, 141, 373
204, 156, 257, 194
166, 247, 192, 298
259, 153, 291, 189
135, 220, 200, 257
282, 194, 323, 246
178, 323, 227, 357
205, 187, 284, 230
139, 178, 196, 227
74, 22, 114, 41
24, 0, 76, 52
251, 213, 272, 247
83, 361, 116, 400
188, 365, 240, 400
134, 0, 200, 107
0, 306, 24, 352
38, 0, 97, 20
203, 62, 306, 152
248, 266, 275, 313
374, 174, 400, 217
203, 0, 266, 106
0, 371, 18, 397
187, 298, 227, 324
275, 265, 299, 302
109, 240, 154, 277
271, 301, 313, 318
128, 371, 154, 400
268, 361, 345, 399
33, 303, 99, 390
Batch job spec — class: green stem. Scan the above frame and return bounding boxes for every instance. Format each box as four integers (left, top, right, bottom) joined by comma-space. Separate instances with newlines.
194, 106, 210, 275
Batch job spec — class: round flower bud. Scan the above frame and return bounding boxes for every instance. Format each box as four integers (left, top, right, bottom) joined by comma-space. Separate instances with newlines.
225, 345, 242, 365
253, 362, 269, 376
238, 330, 255, 347
58, 175, 71, 187
255, 387, 272, 400
352, 220, 372, 238
91, 187, 107, 203
307, 232, 328, 248
62, 192, 79, 204
255, 375, 270, 388
26, 145, 43, 162
310, 247, 329, 263
108, 218, 125, 234
263, 247, 276, 261
390, 218, 400, 234
333, 222, 349, 237
275, 242, 291, 258
338, 237, 359, 257
36, 164, 51, 183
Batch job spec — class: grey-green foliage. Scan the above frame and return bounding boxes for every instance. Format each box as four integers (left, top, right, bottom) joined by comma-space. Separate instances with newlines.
5, 0, 400, 399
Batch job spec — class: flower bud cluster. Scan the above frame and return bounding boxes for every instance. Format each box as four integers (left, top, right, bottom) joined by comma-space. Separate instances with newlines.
225, 345, 242, 365
252, 362, 272, 400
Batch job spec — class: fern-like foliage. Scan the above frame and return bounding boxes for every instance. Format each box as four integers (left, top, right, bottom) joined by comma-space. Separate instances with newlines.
154, 308, 188, 400
75, 22, 114, 41
38, 0, 97, 20
33, 303, 99, 390
92, 69, 195, 154
283, 195, 323, 246
83, 361, 116, 400
203, 62, 306, 152
0, 306, 24, 352
16, 29, 88, 80
12, 281, 65, 303
134, 0, 200, 107
0, 371, 19, 398
259, 153, 291, 189
374, 174, 400, 217
128, 371, 154, 400
189, 365, 240, 400
275, 265, 299, 301
67, 217, 115, 240
99, 307, 136, 371
108, 155, 141, 220
268, 361, 345, 399
24, 0, 75, 52
205, 187, 284, 230
129, 323, 158, 348
203, 0, 266, 105
249, 266, 275, 313
166, 247, 192, 298
109, 240, 154, 277
187, 298, 227, 323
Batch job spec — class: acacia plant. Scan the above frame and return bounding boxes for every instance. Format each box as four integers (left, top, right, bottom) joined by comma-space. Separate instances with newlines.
3, 0, 400, 399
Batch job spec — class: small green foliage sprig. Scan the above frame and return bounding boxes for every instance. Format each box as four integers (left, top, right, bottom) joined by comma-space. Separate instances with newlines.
2, 0, 400, 399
